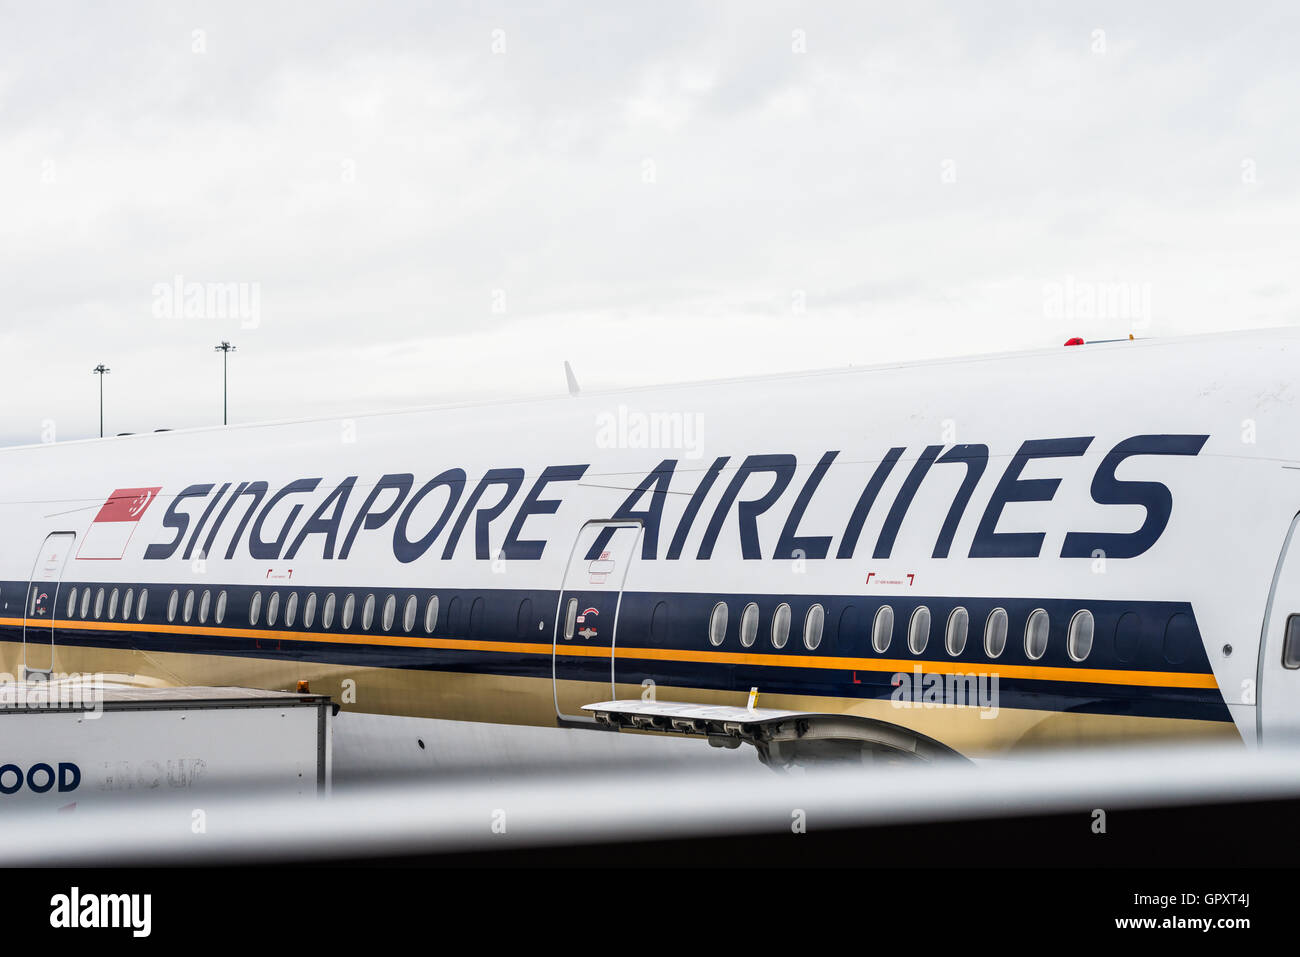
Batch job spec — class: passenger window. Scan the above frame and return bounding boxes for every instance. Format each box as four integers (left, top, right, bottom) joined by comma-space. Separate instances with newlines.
424, 595, 438, 633
94, 587, 106, 620
985, 608, 1008, 658
382, 594, 397, 632
650, 601, 670, 645
564, 597, 579, 639
137, 589, 149, 621
1163, 613, 1194, 665
323, 593, 336, 629
515, 598, 534, 639
199, 589, 211, 625
470, 597, 486, 637
872, 605, 894, 653
838, 605, 860, 649
946, 607, 969, 656
266, 591, 279, 627
1284, 615, 1300, 669
303, 593, 317, 629
215, 590, 227, 625
1068, 609, 1095, 662
65, 587, 78, 618
285, 592, 298, 628
362, 594, 376, 630
166, 588, 178, 623
403, 595, 417, 633
341, 594, 355, 629
122, 588, 134, 622
739, 602, 759, 648
183, 589, 195, 623
249, 591, 262, 627
108, 588, 119, 620
1025, 608, 1050, 660
908, 606, 931, 654
708, 602, 728, 646
804, 603, 825, 650
80, 588, 91, 619
771, 603, 791, 649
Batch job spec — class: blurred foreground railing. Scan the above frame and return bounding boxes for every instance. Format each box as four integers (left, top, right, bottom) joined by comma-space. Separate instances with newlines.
1, 740, 1298, 865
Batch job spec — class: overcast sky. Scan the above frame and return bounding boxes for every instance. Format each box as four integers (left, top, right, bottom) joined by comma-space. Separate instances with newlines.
2, 1, 1298, 445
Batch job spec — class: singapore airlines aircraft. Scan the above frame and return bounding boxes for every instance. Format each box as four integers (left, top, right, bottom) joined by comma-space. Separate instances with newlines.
2, 328, 1298, 768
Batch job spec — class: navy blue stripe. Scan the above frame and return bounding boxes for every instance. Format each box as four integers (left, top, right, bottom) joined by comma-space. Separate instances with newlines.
0, 579, 1229, 723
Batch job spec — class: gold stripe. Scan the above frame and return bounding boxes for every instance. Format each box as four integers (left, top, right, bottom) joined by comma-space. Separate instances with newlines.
2, 616, 552, 655
615, 647, 1219, 690
0, 641, 1244, 755
0, 615, 1219, 690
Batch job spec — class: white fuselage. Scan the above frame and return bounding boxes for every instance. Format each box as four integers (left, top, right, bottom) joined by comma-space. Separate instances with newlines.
4, 329, 1300, 762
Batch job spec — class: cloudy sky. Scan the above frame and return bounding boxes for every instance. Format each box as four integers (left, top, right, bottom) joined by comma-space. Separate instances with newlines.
2, 1, 1298, 444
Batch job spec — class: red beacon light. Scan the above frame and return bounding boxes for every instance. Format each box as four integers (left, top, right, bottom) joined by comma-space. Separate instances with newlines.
1064, 336, 1085, 346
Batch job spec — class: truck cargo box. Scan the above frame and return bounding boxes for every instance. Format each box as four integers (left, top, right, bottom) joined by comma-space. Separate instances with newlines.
0, 680, 331, 808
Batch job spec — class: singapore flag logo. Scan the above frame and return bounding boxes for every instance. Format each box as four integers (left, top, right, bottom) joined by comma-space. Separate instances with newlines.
76, 487, 163, 561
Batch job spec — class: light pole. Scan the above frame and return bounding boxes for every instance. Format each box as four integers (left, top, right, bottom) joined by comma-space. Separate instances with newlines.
214, 341, 236, 425
92, 364, 110, 437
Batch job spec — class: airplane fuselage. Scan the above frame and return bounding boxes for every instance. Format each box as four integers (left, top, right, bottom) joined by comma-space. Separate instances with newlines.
5, 330, 1299, 762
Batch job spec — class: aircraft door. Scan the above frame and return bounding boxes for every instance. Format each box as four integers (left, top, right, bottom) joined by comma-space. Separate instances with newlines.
552, 520, 642, 722
1258, 512, 1300, 743
22, 532, 76, 678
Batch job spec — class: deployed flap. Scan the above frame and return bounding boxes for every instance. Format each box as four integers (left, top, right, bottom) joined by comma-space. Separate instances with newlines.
581, 699, 961, 766
582, 699, 812, 726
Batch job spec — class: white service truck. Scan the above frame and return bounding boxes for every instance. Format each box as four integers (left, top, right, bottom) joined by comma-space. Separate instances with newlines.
0, 681, 332, 808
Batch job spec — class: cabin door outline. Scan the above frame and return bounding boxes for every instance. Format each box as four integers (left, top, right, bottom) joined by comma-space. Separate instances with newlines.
1257, 510, 1300, 743
22, 531, 76, 678
552, 519, 643, 722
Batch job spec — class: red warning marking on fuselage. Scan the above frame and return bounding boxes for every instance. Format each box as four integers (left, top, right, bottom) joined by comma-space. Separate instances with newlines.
865, 572, 916, 587
576, 606, 599, 639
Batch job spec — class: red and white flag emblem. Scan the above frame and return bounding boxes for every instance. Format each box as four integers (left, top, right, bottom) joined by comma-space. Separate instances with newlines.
76, 487, 162, 561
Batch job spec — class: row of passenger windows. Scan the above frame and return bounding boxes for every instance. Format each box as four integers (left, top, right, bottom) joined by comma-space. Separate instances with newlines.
63, 586, 150, 623
241, 590, 437, 634
59, 583, 1093, 661
707, 602, 1096, 662
62, 585, 441, 635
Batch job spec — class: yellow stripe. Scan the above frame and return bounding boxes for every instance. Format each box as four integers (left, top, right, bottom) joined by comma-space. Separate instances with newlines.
614, 646, 1218, 689
2, 616, 552, 655
0, 615, 1218, 690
